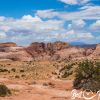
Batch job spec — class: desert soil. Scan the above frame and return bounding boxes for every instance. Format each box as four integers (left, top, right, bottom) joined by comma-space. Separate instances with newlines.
0, 78, 99, 100
0, 78, 72, 100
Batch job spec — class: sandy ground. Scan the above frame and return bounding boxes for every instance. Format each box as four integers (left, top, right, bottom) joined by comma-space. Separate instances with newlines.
0, 78, 99, 100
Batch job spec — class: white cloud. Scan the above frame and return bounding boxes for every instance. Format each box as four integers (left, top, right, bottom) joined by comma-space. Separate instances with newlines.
90, 20, 100, 31
0, 16, 6, 21
0, 14, 98, 45
72, 19, 86, 28
0, 15, 66, 44
59, 0, 90, 5
76, 32, 94, 39
22, 15, 42, 22
33, 20, 64, 32
36, 6, 100, 20
80, 0, 90, 4
65, 30, 94, 40
36, 9, 58, 19
0, 32, 6, 39
59, 0, 77, 5
0, 26, 11, 32
47, 29, 94, 42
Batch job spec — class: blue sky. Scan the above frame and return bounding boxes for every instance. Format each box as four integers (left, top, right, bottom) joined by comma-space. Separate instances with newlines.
0, 0, 100, 45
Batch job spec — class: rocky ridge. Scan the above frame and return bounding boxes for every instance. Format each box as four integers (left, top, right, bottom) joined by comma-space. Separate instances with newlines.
0, 42, 99, 61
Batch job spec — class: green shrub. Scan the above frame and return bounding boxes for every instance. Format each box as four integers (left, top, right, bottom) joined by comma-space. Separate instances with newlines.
62, 71, 73, 78
59, 64, 73, 78
73, 60, 100, 92
0, 84, 11, 97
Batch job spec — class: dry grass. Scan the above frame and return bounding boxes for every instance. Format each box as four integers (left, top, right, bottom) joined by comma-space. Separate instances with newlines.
0, 60, 67, 80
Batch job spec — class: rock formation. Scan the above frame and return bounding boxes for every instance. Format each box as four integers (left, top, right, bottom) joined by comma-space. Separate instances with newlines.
0, 42, 33, 61
0, 41, 99, 61
89, 44, 100, 59
0, 42, 17, 47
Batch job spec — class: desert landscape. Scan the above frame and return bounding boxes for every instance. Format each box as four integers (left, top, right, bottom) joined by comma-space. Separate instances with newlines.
0, 42, 99, 100
0, 0, 100, 99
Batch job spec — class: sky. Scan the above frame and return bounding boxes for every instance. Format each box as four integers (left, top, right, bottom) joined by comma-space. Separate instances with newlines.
0, 0, 100, 45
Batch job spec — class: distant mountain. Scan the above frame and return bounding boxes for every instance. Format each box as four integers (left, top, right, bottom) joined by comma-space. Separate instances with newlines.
77, 44, 97, 48
70, 42, 97, 48
70, 42, 86, 46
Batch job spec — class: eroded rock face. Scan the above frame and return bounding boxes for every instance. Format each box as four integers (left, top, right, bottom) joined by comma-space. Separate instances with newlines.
25, 41, 70, 61
26, 41, 69, 56
46, 41, 69, 51
0, 42, 99, 61
26, 42, 46, 56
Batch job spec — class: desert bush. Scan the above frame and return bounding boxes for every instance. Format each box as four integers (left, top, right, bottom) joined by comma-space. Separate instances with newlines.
11, 68, 16, 72
62, 70, 73, 78
59, 64, 73, 78
43, 83, 48, 86
20, 69, 24, 73
21, 74, 25, 77
8, 71, 10, 73
15, 75, 20, 78
0, 68, 8, 72
48, 82, 55, 88
0, 84, 11, 97
73, 60, 100, 92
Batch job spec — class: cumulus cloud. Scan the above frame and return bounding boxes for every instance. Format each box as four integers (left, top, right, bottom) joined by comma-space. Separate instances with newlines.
22, 15, 42, 22
71, 19, 86, 28
59, 0, 90, 5
90, 20, 100, 31
0, 16, 6, 21
0, 15, 66, 44
65, 30, 94, 41
0, 13, 98, 45
0, 32, 6, 39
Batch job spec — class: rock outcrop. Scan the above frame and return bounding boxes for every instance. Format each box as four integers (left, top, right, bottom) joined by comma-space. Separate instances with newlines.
0, 42, 33, 61
25, 41, 70, 61
0, 42, 17, 47
0, 41, 99, 61
89, 44, 100, 59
